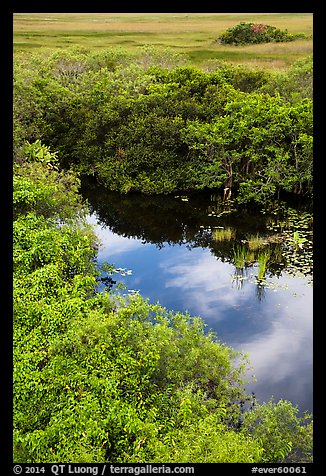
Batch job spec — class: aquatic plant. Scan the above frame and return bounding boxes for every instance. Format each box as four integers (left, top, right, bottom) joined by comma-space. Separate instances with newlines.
212, 227, 235, 242
266, 206, 313, 279
247, 233, 267, 251
232, 245, 247, 270
257, 249, 271, 280
292, 230, 306, 251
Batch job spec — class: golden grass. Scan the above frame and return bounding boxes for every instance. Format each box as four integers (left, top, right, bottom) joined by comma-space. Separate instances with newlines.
13, 13, 313, 69
13, 14, 218, 35
13, 13, 313, 32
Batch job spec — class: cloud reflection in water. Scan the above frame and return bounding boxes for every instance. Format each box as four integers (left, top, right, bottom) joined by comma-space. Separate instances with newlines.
161, 247, 313, 410
87, 217, 313, 412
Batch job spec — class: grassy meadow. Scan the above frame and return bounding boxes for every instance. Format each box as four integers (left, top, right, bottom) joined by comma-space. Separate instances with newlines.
13, 12, 313, 69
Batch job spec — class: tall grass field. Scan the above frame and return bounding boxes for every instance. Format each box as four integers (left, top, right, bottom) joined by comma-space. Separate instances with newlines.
13, 12, 312, 69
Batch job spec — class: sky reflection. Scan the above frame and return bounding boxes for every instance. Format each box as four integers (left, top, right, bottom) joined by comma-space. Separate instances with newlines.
87, 214, 313, 412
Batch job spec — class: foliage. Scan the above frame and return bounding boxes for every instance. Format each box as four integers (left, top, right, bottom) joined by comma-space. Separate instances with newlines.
13, 142, 86, 222
241, 399, 313, 462
183, 91, 312, 203
12, 150, 252, 462
218, 22, 306, 46
19, 139, 59, 165
13, 146, 313, 462
259, 56, 313, 104
13, 48, 313, 203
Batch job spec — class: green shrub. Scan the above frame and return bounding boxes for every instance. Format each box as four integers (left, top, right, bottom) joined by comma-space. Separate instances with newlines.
13, 50, 313, 202
241, 399, 313, 462
218, 22, 304, 45
260, 56, 313, 103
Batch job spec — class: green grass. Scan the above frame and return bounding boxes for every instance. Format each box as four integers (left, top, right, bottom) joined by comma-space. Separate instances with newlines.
247, 234, 267, 251
13, 13, 313, 69
257, 249, 271, 280
212, 227, 235, 241
232, 245, 247, 269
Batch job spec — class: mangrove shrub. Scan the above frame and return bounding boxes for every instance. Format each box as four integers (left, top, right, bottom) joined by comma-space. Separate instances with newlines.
13, 48, 313, 202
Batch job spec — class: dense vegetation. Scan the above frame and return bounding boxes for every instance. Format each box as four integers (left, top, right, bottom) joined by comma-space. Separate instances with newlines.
13, 146, 313, 463
13, 44, 313, 462
218, 22, 306, 45
13, 48, 313, 203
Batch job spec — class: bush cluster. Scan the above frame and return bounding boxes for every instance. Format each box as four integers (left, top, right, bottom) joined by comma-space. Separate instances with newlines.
218, 22, 306, 45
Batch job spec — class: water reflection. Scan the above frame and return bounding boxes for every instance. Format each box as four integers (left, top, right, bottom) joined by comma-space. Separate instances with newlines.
81, 178, 269, 248
81, 178, 312, 282
240, 282, 313, 410
159, 245, 312, 406
82, 179, 313, 413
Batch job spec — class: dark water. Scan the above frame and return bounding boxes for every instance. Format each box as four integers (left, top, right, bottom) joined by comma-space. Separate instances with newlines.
81, 180, 313, 414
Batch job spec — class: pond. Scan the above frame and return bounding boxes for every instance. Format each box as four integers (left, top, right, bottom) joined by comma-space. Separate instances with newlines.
81, 179, 313, 414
